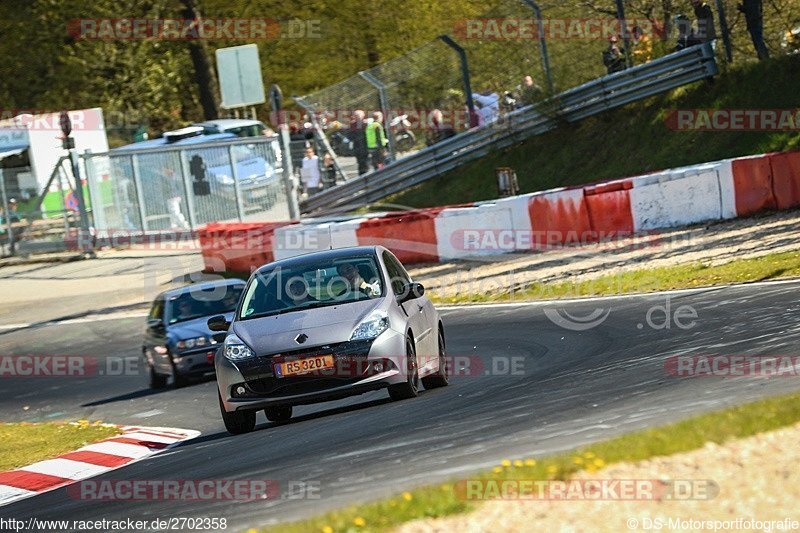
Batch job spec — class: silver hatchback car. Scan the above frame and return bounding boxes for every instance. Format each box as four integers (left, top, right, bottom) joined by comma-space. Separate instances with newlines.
209, 246, 448, 434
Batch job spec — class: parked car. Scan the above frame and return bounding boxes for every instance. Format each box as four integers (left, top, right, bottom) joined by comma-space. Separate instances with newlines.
192, 119, 268, 138
210, 246, 448, 434
143, 279, 246, 388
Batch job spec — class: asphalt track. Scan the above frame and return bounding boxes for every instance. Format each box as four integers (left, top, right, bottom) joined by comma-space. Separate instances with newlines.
1, 280, 800, 531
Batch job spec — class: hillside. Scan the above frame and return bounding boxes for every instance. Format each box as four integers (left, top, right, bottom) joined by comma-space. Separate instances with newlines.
391, 53, 800, 208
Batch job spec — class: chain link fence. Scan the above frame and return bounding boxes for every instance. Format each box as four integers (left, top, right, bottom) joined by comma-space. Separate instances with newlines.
296, 0, 800, 182
85, 136, 290, 234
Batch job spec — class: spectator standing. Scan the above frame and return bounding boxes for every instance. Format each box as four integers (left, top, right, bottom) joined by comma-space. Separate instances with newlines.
738, 0, 769, 60
690, 0, 716, 43
322, 152, 337, 188
631, 26, 653, 63
366, 111, 388, 171
518, 75, 543, 106
300, 147, 322, 196
472, 91, 500, 125
426, 109, 456, 146
603, 35, 627, 74
350, 110, 369, 175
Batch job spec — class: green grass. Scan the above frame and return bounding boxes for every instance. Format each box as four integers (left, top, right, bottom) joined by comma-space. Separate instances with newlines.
391, 54, 800, 208
0, 421, 121, 471
267, 390, 800, 533
431, 250, 800, 304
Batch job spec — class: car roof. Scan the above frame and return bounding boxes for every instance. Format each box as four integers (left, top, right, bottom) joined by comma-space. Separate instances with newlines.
254, 246, 385, 273
157, 278, 246, 300
112, 132, 237, 152
194, 119, 265, 130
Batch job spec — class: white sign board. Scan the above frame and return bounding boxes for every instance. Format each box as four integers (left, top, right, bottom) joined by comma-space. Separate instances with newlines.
216, 44, 266, 109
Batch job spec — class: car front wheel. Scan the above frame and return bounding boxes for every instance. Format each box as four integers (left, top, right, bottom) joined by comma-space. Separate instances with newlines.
388, 338, 419, 401
218, 391, 256, 435
421, 329, 449, 390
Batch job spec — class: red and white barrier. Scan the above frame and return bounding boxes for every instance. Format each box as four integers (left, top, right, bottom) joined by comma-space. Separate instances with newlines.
200, 150, 800, 272
0, 425, 199, 507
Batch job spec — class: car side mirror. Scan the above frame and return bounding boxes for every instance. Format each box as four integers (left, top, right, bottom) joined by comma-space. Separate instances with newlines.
207, 315, 231, 332
399, 282, 425, 304
147, 318, 164, 331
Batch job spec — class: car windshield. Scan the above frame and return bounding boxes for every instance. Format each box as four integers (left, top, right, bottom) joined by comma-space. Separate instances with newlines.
239, 255, 384, 320
167, 285, 244, 324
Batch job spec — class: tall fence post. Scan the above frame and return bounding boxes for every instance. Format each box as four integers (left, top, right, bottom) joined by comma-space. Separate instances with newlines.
520, 0, 555, 94
130, 155, 149, 232
438, 35, 478, 127
279, 125, 300, 220
179, 154, 197, 230
359, 71, 396, 162
227, 145, 245, 221
614, 0, 633, 68
83, 150, 107, 232
0, 168, 15, 255
714, 0, 733, 61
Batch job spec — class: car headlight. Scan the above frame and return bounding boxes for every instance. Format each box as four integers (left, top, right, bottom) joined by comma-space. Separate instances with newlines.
350, 310, 390, 341
176, 336, 207, 351
224, 335, 255, 360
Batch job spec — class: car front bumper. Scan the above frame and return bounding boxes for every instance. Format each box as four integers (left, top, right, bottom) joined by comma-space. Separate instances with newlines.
217, 329, 407, 412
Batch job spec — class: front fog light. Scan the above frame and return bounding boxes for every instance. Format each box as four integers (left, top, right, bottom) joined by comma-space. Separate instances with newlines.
373, 362, 384, 373
236, 386, 246, 395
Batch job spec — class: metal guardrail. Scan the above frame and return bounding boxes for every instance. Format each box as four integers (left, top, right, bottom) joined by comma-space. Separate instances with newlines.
301, 43, 718, 214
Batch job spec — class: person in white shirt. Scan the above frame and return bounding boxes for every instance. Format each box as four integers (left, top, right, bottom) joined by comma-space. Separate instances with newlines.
300, 147, 322, 195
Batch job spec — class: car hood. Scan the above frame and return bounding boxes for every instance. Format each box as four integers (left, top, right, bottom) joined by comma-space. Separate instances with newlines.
232, 299, 383, 354
167, 312, 233, 342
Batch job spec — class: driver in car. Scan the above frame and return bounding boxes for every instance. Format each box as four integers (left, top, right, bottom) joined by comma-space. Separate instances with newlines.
336, 263, 379, 298
284, 278, 316, 306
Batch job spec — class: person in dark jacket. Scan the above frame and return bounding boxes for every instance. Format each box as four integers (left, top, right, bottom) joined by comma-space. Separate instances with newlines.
603, 35, 627, 74
690, 0, 716, 42
349, 110, 369, 175
738, 0, 769, 59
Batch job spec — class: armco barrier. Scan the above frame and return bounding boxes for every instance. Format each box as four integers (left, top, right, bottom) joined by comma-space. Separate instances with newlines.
202, 150, 800, 273
770, 151, 800, 210
731, 154, 777, 216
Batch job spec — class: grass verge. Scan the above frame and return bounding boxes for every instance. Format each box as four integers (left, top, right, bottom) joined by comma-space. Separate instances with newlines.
430, 250, 800, 304
267, 390, 800, 533
0, 421, 121, 471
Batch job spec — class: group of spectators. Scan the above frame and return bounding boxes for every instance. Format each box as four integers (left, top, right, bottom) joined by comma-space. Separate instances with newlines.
603, 0, 772, 75
348, 110, 390, 176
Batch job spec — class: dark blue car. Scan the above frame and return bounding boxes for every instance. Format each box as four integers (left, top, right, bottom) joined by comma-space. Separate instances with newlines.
143, 279, 245, 388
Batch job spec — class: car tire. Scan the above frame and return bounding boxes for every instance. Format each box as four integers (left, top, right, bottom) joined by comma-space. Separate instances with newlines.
421, 329, 449, 390
218, 391, 256, 435
148, 363, 168, 389
264, 405, 292, 423
388, 338, 419, 401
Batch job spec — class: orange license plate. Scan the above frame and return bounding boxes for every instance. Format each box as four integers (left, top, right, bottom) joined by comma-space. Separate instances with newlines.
275, 355, 334, 377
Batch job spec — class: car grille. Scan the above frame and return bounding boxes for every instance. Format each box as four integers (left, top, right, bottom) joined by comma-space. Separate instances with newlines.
235, 339, 375, 396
